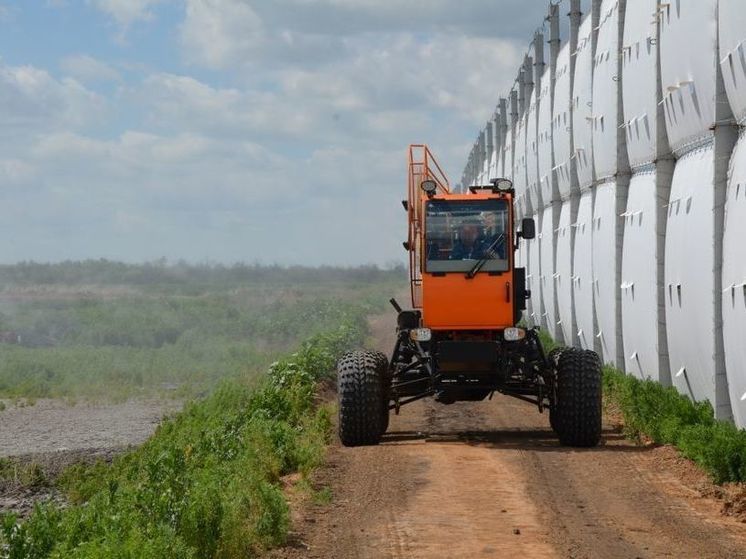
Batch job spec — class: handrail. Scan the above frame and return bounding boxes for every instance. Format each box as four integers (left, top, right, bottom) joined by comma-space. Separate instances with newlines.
406, 145, 451, 308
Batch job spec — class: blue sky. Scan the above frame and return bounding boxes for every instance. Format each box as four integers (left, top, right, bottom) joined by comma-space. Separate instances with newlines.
0, 0, 555, 265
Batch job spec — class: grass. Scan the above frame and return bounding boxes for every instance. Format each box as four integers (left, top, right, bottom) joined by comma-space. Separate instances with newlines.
0, 262, 404, 400
0, 319, 365, 558
0, 261, 406, 555
537, 328, 746, 484
603, 367, 746, 484
1, 457, 68, 493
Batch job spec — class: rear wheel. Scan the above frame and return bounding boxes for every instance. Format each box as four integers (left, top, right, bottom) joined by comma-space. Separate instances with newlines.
552, 348, 602, 447
338, 351, 385, 446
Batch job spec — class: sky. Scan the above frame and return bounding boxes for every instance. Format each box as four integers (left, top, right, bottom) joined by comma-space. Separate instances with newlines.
0, 0, 556, 266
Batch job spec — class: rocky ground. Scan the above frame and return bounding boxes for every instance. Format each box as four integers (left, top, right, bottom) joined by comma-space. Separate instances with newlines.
0, 398, 181, 517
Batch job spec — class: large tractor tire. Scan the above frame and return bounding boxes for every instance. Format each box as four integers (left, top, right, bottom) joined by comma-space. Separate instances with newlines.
338, 350, 386, 446
552, 348, 602, 447
370, 351, 391, 436
547, 347, 566, 433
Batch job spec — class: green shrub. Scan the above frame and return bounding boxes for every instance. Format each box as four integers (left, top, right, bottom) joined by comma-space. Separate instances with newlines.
536, 329, 746, 485
0, 271, 389, 401
1, 505, 64, 559
0, 320, 364, 558
603, 366, 746, 484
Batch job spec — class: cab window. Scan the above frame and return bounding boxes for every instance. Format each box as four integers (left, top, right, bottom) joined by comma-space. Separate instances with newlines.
425, 199, 509, 273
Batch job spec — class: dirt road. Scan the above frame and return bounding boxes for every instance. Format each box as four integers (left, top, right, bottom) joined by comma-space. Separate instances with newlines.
271, 314, 746, 559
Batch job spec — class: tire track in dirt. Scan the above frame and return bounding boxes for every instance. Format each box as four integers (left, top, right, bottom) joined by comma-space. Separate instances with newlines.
268, 311, 746, 559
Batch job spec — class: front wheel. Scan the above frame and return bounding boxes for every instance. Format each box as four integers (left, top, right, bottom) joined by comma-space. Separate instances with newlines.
369, 350, 391, 436
552, 348, 602, 447
547, 347, 566, 433
338, 351, 385, 446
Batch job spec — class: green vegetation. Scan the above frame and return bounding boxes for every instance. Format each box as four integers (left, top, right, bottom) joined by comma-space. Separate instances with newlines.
537, 328, 560, 354
0, 320, 364, 558
0, 460, 48, 491
0, 261, 401, 556
0, 261, 403, 399
0, 260, 403, 294
603, 367, 746, 484
541, 330, 746, 484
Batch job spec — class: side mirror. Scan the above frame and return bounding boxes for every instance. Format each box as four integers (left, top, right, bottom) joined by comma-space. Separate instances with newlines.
519, 218, 536, 240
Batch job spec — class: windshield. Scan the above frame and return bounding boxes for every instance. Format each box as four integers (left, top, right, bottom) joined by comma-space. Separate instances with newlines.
425, 199, 510, 273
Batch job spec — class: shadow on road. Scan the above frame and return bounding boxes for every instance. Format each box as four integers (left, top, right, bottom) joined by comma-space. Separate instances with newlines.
381, 427, 650, 453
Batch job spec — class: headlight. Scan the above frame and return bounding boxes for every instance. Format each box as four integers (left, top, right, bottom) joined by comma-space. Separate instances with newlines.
503, 327, 526, 341
410, 328, 432, 342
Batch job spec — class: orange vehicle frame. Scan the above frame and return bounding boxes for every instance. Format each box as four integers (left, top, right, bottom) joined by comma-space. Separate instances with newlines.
406, 145, 516, 331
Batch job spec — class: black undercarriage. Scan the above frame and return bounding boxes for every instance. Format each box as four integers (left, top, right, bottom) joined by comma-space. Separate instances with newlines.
387, 310, 555, 415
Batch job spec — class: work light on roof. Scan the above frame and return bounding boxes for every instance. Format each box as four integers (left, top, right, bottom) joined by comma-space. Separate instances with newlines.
421, 179, 438, 197
490, 178, 513, 191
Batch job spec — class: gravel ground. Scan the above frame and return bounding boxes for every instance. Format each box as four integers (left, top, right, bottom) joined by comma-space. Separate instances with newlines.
0, 398, 182, 518
0, 398, 182, 457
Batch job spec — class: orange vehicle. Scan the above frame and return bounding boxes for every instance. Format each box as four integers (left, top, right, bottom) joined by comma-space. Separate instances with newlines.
337, 145, 602, 447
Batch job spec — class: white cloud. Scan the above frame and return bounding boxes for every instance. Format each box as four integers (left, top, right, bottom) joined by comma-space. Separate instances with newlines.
0, 63, 106, 132
251, 0, 551, 40
89, 0, 163, 27
60, 54, 121, 83
0, 1, 548, 264
0, 159, 36, 184
180, 0, 264, 69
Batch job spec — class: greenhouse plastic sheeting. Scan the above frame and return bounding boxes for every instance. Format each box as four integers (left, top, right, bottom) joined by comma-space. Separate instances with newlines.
573, 15, 595, 191
556, 199, 575, 345
538, 67, 556, 208
573, 190, 595, 350
501, 120, 513, 185
540, 208, 558, 339
554, 43, 574, 200
665, 145, 730, 419
592, 0, 623, 181
527, 90, 541, 212
528, 212, 543, 327
659, 0, 718, 154
622, 169, 666, 381
482, 151, 489, 184
457, 0, 745, 424
723, 135, 746, 428
719, 0, 746, 125
514, 115, 529, 218
488, 147, 498, 183
502, 124, 515, 186
622, 0, 659, 168
591, 179, 620, 366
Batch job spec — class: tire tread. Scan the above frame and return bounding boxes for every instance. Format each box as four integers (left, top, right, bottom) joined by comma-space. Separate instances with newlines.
553, 348, 602, 447
338, 350, 384, 446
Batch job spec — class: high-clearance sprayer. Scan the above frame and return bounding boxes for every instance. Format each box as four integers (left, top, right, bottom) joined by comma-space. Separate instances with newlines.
337, 145, 603, 447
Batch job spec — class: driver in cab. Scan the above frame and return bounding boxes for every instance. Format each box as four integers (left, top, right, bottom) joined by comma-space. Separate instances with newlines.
450, 218, 505, 261
450, 218, 486, 260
